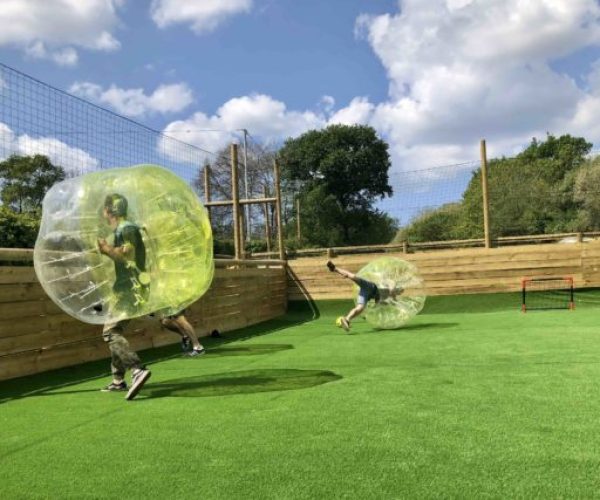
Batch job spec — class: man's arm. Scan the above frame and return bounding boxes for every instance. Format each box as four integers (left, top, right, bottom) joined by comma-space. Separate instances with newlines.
98, 238, 132, 262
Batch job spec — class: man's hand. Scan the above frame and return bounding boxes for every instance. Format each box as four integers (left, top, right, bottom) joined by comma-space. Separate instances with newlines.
97, 238, 110, 255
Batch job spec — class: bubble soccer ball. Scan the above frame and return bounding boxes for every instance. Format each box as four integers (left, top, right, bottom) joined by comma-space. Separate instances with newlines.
34, 165, 214, 324
354, 257, 426, 329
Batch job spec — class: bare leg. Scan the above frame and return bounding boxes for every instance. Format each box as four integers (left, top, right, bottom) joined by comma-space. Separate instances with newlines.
331, 265, 363, 286
346, 303, 365, 323
160, 315, 204, 351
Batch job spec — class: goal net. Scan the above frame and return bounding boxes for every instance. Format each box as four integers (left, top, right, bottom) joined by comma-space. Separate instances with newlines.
521, 277, 574, 312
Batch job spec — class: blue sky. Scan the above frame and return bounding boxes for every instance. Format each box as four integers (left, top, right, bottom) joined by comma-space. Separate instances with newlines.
2, 0, 600, 224
0, 1, 396, 128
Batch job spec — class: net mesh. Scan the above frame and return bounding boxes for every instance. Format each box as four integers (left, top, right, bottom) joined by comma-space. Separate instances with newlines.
521, 277, 574, 311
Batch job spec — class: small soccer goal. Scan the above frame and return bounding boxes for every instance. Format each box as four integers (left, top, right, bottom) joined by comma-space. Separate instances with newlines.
521, 276, 575, 312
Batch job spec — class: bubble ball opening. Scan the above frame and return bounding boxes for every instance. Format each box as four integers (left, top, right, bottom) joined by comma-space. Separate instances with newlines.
34, 165, 214, 325
354, 256, 426, 329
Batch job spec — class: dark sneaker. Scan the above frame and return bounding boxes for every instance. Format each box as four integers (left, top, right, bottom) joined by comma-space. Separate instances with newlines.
326, 261, 336, 272
101, 381, 127, 392
211, 329, 222, 339
185, 347, 206, 357
126, 368, 151, 401
180, 335, 192, 352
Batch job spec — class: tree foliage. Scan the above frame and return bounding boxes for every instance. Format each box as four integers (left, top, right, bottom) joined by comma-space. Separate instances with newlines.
0, 154, 65, 213
0, 207, 40, 248
0, 154, 65, 248
398, 134, 594, 242
279, 124, 396, 246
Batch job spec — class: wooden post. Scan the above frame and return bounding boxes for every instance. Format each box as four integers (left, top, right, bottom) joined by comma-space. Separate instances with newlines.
480, 139, 492, 249
273, 159, 286, 261
239, 207, 246, 258
263, 185, 272, 253
296, 197, 301, 241
231, 144, 242, 260
402, 241, 408, 254
203, 164, 211, 222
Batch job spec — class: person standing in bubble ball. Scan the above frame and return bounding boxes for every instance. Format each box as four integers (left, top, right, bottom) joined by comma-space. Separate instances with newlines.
97, 193, 206, 401
326, 260, 403, 332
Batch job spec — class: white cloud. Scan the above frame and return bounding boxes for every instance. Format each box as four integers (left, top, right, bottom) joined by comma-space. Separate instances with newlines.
353, 0, 600, 171
160, 94, 325, 161
17, 135, 99, 173
69, 81, 194, 117
329, 97, 375, 126
150, 0, 252, 34
319, 95, 336, 115
25, 42, 78, 66
162, 0, 600, 184
0, 0, 122, 65
0, 122, 98, 174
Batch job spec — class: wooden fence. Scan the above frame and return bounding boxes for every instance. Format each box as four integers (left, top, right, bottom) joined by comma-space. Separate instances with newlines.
287, 241, 600, 301
253, 231, 600, 260
0, 251, 287, 381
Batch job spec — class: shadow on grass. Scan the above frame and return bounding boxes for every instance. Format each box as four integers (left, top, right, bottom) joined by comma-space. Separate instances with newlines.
140, 368, 342, 399
347, 322, 459, 334
206, 344, 293, 357
381, 322, 459, 332
0, 303, 317, 405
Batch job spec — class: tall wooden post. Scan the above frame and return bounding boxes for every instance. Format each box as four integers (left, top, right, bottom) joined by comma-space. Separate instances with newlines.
480, 139, 492, 249
273, 159, 286, 260
263, 185, 272, 253
231, 144, 242, 260
238, 206, 246, 257
296, 197, 301, 241
203, 164, 211, 222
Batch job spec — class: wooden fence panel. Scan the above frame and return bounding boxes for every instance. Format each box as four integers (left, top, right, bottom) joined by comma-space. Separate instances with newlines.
0, 260, 287, 381
288, 242, 599, 301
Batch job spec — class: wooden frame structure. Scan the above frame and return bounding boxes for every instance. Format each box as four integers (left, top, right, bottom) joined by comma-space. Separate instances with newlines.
203, 144, 286, 261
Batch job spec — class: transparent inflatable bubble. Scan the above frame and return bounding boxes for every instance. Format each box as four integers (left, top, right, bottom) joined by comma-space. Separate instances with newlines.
34, 165, 214, 324
354, 257, 426, 329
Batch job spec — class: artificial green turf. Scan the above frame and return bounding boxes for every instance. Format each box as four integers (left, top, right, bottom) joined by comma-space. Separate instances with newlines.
3, 291, 600, 498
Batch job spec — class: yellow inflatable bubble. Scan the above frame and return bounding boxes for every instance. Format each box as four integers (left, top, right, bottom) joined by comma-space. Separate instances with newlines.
354, 257, 426, 329
34, 165, 214, 324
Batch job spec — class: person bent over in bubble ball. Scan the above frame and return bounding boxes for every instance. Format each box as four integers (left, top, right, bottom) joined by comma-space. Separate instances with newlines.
326, 260, 403, 332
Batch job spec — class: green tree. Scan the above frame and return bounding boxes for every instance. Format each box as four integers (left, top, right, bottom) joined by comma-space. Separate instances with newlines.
398, 203, 466, 243
0, 206, 40, 248
573, 156, 600, 231
459, 134, 592, 238
396, 134, 593, 242
279, 124, 395, 246
0, 154, 65, 213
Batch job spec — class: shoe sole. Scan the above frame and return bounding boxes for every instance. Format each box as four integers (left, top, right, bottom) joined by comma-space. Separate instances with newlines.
125, 371, 152, 401
184, 349, 206, 357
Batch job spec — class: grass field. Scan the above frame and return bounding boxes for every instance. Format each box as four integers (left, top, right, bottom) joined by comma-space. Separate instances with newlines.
3, 291, 600, 499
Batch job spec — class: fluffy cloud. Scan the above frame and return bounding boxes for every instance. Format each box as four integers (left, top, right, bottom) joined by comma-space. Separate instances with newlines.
160, 0, 600, 180
0, 122, 99, 174
0, 0, 122, 65
69, 81, 194, 117
355, 0, 600, 170
328, 97, 375, 126
160, 94, 325, 160
150, 0, 252, 34
25, 42, 78, 66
